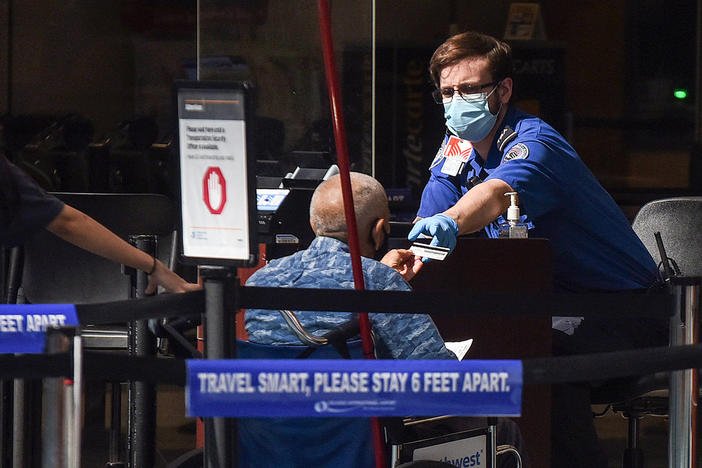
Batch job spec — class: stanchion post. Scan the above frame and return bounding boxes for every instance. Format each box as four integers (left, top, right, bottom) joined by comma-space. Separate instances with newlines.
127, 235, 158, 468
69, 332, 83, 468
487, 417, 498, 468
201, 265, 237, 468
5, 247, 25, 467
41, 328, 73, 468
12, 377, 42, 468
669, 277, 700, 468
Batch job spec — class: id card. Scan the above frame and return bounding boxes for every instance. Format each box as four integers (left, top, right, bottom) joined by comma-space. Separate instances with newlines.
410, 242, 451, 261
440, 136, 473, 176
440, 157, 464, 176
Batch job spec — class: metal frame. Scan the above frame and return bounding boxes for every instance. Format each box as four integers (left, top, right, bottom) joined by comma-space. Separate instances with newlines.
41, 327, 82, 468
201, 266, 237, 468
669, 277, 700, 468
127, 235, 158, 468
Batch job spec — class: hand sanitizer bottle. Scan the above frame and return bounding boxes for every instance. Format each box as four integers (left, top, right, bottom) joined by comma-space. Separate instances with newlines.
498, 192, 528, 238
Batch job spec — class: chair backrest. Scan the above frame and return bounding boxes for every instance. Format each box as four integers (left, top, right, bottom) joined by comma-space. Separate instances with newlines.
19, 192, 174, 304
632, 197, 702, 277
236, 339, 375, 468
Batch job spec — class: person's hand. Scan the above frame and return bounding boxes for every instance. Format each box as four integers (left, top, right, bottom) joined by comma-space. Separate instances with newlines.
145, 259, 202, 294
407, 213, 459, 261
380, 249, 423, 282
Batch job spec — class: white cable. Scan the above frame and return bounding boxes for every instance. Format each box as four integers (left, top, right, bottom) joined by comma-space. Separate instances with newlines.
496, 444, 522, 468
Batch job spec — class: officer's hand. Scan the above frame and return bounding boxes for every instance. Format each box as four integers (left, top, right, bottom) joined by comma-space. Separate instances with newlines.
407, 213, 459, 261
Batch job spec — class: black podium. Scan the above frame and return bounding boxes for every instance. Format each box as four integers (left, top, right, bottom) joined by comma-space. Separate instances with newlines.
408, 237, 553, 468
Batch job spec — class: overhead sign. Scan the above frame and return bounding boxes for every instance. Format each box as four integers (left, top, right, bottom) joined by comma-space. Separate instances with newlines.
186, 358, 522, 418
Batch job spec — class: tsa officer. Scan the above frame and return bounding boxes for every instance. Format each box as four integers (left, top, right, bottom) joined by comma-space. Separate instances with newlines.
409, 30, 656, 294
408, 30, 663, 468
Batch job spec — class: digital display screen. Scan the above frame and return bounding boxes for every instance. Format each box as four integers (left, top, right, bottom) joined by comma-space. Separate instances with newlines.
177, 86, 251, 262
256, 189, 289, 212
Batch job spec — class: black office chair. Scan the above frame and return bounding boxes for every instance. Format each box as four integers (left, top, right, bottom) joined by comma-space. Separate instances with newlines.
591, 197, 702, 468
631, 197, 702, 278
7, 192, 176, 468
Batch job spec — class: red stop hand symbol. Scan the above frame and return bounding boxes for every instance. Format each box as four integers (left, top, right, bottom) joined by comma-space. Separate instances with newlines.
203, 167, 227, 214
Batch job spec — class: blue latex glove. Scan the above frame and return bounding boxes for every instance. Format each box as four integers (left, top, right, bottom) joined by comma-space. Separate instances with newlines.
407, 213, 459, 261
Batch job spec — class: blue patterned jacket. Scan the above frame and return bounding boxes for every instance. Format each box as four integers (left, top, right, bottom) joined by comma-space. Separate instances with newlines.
245, 236, 454, 360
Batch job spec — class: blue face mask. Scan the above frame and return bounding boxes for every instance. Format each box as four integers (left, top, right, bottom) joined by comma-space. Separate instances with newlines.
443, 88, 500, 142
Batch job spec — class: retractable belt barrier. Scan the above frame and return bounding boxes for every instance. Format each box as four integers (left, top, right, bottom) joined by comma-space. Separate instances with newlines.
0, 285, 672, 333
0, 286, 669, 327
1, 284, 699, 468
0, 284, 678, 366
0, 285, 691, 419
0, 286, 672, 355
236, 286, 674, 319
1, 342, 701, 388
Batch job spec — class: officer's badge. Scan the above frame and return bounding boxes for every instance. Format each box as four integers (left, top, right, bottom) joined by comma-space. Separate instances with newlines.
503, 143, 529, 162
429, 144, 445, 169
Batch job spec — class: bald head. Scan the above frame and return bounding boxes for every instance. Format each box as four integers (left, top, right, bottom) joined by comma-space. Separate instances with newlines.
309, 172, 389, 244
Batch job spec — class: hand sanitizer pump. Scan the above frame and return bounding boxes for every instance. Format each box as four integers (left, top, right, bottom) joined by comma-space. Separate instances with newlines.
500, 191, 528, 238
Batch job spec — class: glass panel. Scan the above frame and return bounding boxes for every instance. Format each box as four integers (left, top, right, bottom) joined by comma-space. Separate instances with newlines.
3, 0, 199, 196
197, 1, 458, 222
198, 0, 371, 181
1, 0, 698, 206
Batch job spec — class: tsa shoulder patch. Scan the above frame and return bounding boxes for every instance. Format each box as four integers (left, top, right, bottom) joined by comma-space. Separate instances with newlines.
503, 143, 529, 162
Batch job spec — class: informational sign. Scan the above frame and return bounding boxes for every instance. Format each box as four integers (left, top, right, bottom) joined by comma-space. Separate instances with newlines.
0, 304, 79, 354
186, 359, 522, 418
176, 82, 257, 265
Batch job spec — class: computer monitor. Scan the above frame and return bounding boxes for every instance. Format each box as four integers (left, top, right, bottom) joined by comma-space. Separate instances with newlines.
256, 188, 290, 212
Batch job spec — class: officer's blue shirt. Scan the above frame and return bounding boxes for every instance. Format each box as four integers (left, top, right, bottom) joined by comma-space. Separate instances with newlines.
245, 236, 455, 360
417, 107, 658, 293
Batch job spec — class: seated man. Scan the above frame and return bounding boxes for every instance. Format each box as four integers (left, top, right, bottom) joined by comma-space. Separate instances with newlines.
244, 171, 525, 468
246, 171, 454, 360
243, 172, 455, 468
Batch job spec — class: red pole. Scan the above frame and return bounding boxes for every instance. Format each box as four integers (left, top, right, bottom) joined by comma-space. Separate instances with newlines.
316, 1, 386, 466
